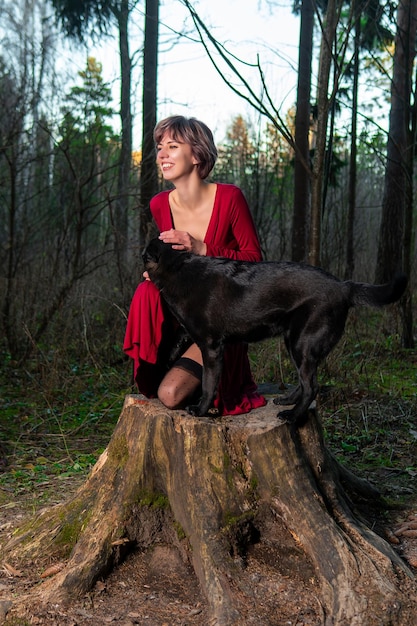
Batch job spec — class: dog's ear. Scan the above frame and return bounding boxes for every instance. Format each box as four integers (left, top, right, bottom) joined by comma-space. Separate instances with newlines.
142, 237, 160, 265
142, 237, 161, 259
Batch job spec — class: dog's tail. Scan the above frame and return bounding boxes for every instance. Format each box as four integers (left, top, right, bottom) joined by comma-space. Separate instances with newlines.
350, 273, 407, 308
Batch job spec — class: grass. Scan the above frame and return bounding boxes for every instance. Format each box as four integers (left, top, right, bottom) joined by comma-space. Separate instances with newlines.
0, 358, 131, 507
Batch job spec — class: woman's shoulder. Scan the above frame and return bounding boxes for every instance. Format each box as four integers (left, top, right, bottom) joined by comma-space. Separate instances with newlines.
215, 183, 248, 208
150, 189, 170, 208
215, 183, 245, 200
215, 182, 240, 193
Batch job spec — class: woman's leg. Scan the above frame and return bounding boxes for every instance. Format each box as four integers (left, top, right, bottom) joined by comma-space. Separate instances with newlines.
157, 343, 203, 409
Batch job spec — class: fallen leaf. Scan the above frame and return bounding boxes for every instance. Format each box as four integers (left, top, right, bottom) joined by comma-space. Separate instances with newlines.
397, 529, 417, 539
40, 562, 66, 578
95, 580, 107, 592
2, 563, 23, 577
407, 553, 417, 568
394, 521, 417, 536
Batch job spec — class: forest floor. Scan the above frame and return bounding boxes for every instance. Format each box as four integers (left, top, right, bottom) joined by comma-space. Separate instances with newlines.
1, 389, 417, 625
1, 316, 417, 625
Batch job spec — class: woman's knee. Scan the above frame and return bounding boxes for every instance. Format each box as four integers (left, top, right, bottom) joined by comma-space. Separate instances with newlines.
157, 379, 182, 409
157, 369, 200, 409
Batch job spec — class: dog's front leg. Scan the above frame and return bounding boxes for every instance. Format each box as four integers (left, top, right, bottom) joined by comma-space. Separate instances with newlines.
186, 341, 224, 417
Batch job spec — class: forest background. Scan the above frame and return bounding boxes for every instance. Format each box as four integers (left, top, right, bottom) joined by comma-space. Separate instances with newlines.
0, 0, 416, 509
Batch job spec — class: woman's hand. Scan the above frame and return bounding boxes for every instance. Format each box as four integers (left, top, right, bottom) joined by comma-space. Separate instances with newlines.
159, 229, 207, 256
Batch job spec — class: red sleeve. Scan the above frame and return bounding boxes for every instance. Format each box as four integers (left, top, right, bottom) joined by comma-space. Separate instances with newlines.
205, 185, 262, 262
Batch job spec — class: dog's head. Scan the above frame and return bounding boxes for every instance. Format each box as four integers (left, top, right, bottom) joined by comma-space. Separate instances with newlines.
142, 237, 180, 280
142, 237, 165, 268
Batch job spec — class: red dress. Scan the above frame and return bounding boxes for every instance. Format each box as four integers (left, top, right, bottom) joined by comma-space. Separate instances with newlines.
123, 183, 267, 415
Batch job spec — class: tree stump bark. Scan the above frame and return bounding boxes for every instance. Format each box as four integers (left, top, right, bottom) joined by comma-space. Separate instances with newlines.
2, 395, 415, 625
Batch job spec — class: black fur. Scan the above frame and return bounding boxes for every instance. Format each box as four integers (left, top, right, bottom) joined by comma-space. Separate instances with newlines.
143, 238, 407, 423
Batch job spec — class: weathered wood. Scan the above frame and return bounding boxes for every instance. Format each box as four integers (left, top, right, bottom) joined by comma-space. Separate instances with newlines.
2, 395, 415, 625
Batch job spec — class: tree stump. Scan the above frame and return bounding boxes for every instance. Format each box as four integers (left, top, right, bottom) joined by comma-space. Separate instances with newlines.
2, 395, 415, 625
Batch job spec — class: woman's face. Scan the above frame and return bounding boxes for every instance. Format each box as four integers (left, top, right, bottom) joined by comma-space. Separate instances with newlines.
156, 132, 198, 181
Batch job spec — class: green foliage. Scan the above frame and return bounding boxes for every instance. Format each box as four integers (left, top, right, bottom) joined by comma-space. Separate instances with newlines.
249, 305, 417, 489
0, 359, 129, 507
61, 56, 116, 140
0, 453, 99, 503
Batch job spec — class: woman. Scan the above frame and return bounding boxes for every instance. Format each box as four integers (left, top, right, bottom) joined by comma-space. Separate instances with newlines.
124, 115, 266, 415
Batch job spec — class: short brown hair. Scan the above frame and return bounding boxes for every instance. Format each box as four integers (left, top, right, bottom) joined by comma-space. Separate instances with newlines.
154, 115, 218, 179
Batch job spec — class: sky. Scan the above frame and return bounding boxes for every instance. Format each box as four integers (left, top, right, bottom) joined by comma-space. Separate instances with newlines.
86, 0, 301, 148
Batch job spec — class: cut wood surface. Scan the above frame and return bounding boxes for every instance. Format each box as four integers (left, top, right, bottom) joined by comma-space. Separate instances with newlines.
2, 395, 416, 625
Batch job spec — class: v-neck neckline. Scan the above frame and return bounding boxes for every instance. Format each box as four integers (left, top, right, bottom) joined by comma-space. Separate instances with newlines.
168, 184, 219, 244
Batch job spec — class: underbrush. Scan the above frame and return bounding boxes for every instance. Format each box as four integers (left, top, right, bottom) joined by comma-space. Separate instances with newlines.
0, 354, 132, 508
0, 305, 416, 511
249, 306, 417, 500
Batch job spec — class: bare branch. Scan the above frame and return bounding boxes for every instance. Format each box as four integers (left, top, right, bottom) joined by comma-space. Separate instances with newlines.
180, 0, 295, 149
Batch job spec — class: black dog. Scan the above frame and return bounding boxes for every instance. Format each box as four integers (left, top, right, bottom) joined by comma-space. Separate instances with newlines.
143, 238, 407, 424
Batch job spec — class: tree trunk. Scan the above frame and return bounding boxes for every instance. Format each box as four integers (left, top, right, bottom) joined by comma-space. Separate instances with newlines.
3, 395, 415, 625
292, 0, 314, 263
344, 7, 360, 281
376, 0, 417, 284
400, 51, 417, 349
140, 0, 160, 251
114, 0, 132, 274
309, 0, 340, 266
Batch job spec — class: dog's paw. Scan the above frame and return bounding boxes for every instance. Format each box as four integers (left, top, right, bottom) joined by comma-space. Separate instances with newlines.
185, 404, 219, 418
274, 390, 301, 406
276, 409, 297, 424
185, 404, 202, 416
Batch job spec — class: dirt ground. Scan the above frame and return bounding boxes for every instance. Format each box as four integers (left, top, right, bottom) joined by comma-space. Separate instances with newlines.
1, 394, 417, 626
0, 478, 315, 626
2, 501, 415, 626
0, 519, 326, 625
